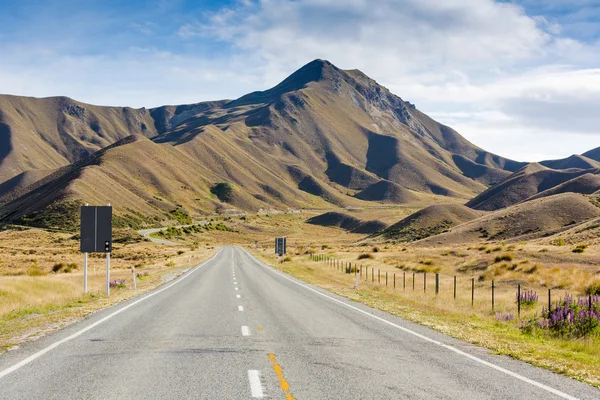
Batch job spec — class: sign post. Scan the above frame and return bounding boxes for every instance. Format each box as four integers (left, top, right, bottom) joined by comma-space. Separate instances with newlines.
80, 203, 112, 296
354, 266, 360, 289
131, 266, 137, 290
275, 237, 287, 263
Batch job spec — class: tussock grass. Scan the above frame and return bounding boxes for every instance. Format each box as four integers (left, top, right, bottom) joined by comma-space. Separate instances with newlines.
256, 250, 600, 387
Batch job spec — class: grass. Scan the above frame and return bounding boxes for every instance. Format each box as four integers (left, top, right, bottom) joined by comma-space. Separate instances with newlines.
0, 226, 216, 352
253, 250, 600, 387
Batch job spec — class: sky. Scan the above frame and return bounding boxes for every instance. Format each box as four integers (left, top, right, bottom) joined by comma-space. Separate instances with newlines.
1, 0, 599, 162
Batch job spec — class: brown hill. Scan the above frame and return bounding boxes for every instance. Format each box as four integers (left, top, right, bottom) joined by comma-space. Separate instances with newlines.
528, 171, 600, 201
378, 203, 483, 242
466, 164, 590, 211
583, 147, 600, 162
540, 154, 600, 170
306, 212, 388, 234
354, 180, 420, 203
0, 94, 226, 184
419, 193, 600, 246
0, 59, 527, 222
0, 169, 55, 205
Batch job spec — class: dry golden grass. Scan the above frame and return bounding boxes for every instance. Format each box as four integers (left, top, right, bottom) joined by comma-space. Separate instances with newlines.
252, 249, 600, 387
0, 226, 217, 351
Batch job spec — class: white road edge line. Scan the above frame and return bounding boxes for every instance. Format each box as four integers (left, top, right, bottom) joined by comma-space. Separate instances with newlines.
248, 370, 264, 398
241, 326, 250, 336
0, 250, 223, 381
238, 306, 244, 312
242, 248, 579, 400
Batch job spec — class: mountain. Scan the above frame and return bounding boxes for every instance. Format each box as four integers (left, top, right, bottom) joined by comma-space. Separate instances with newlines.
419, 193, 600, 246
466, 165, 589, 211
306, 212, 388, 234
0, 60, 528, 227
540, 154, 600, 170
467, 148, 600, 211
0, 94, 228, 184
377, 203, 483, 242
583, 147, 600, 162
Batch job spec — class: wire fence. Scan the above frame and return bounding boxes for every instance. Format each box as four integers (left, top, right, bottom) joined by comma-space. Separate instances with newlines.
308, 253, 598, 323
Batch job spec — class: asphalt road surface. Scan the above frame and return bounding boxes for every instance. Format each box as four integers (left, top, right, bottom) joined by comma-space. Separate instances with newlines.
1, 247, 598, 399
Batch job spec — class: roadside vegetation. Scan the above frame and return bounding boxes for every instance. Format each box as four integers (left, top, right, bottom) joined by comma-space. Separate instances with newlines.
0, 226, 216, 352
254, 247, 600, 387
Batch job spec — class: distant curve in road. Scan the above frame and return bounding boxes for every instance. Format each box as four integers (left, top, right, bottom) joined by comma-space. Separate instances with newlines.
0, 247, 598, 399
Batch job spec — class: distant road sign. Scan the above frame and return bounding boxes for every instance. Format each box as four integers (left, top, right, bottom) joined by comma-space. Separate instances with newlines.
275, 237, 287, 256
80, 206, 112, 253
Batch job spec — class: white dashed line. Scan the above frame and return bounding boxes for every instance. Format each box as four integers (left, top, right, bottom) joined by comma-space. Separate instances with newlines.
235, 287, 239, 290
241, 326, 250, 336
248, 370, 264, 398
238, 306, 244, 312
236, 294, 241, 298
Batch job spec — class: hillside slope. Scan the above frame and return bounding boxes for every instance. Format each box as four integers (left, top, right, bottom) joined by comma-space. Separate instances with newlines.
306, 212, 388, 234
157, 60, 523, 201
419, 193, 600, 246
466, 164, 590, 211
378, 203, 483, 242
0, 95, 226, 183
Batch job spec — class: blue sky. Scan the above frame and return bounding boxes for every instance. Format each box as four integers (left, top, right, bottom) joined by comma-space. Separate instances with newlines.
1, 0, 599, 161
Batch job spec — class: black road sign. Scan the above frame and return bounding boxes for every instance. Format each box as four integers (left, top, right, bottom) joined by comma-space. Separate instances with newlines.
80, 206, 112, 253
275, 237, 287, 256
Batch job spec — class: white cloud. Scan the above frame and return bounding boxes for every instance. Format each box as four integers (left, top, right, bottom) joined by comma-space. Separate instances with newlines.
193, 0, 600, 161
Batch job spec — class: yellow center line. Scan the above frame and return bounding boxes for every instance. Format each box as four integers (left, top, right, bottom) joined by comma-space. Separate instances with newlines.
268, 353, 296, 400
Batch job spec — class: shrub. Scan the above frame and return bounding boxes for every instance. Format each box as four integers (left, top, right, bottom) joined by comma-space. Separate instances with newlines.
586, 282, 600, 296
109, 279, 127, 289
166, 261, 176, 267
27, 260, 47, 276
357, 253, 374, 260
169, 209, 192, 225
136, 271, 150, 280
210, 182, 234, 202
321, 244, 329, 250
494, 254, 513, 263
551, 238, 566, 246
177, 250, 185, 255
517, 290, 538, 307
372, 247, 379, 253
419, 259, 434, 266
283, 256, 292, 262
495, 312, 514, 322
525, 265, 539, 274
536, 295, 600, 338
68, 262, 78, 270
52, 263, 66, 273
572, 244, 588, 253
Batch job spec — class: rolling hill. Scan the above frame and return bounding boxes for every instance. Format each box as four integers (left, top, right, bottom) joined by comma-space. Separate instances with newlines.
306, 212, 388, 234
377, 203, 484, 242
466, 164, 592, 211
418, 193, 600, 246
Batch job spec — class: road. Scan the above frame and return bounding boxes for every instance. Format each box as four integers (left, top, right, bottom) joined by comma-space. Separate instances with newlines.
0, 247, 598, 399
